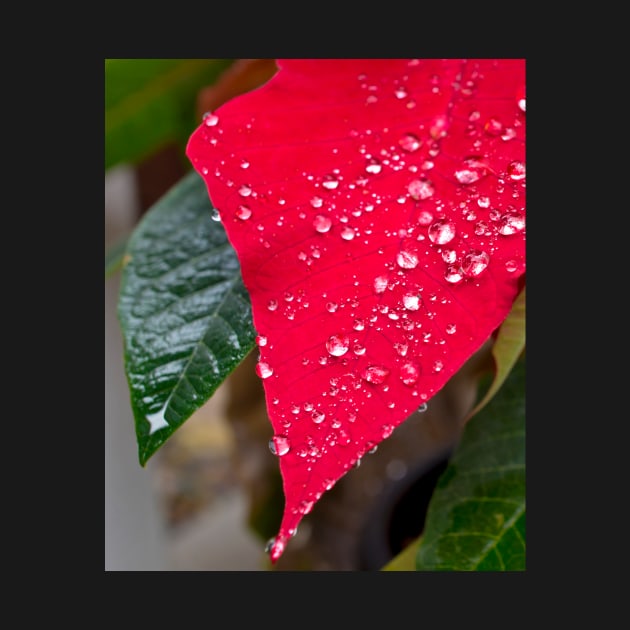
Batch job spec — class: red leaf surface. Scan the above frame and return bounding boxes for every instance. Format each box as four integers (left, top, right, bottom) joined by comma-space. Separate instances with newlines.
186, 59, 525, 563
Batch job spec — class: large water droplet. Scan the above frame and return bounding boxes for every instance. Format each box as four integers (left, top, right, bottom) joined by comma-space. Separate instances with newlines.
311, 410, 326, 424
361, 365, 390, 384
454, 157, 489, 185
340, 226, 355, 241
444, 265, 464, 283
256, 362, 274, 379
322, 174, 340, 190
326, 333, 350, 357
461, 249, 490, 277
428, 220, 457, 245
373, 275, 389, 293
269, 435, 290, 456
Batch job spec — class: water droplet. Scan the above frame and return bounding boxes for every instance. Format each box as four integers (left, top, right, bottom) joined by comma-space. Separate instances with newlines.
322, 174, 339, 190
444, 265, 464, 283
313, 214, 332, 233
498, 212, 526, 235
394, 342, 408, 356
454, 157, 489, 185
340, 226, 355, 241
203, 112, 219, 126
256, 362, 274, 379
365, 158, 382, 174
236, 205, 252, 220
353, 344, 366, 356
146, 401, 169, 434
396, 250, 419, 269
505, 259, 518, 273
326, 333, 350, 357
402, 292, 422, 311
408, 179, 435, 200
267, 299, 278, 312
417, 402, 428, 413
517, 86, 526, 112
484, 117, 503, 135
310, 196, 323, 208
311, 410, 326, 424
445, 323, 457, 334
326, 301, 338, 313
256, 335, 268, 347
361, 365, 390, 384
507, 161, 526, 181
381, 424, 394, 438
265, 538, 275, 553
430, 115, 449, 139
432, 360, 444, 373
373, 275, 389, 293
269, 435, 290, 456
441, 249, 457, 264
399, 361, 421, 386
211, 208, 222, 222
394, 86, 408, 99
461, 249, 490, 277
399, 133, 421, 152
353, 318, 365, 331
428, 220, 457, 245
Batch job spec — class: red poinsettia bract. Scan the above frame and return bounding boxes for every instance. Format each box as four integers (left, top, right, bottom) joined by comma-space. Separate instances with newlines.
186, 58, 525, 563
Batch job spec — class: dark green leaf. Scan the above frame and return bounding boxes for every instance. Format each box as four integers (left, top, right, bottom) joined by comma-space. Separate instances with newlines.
117, 171, 256, 466
416, 358, 525, 571
105, 59, 233, 170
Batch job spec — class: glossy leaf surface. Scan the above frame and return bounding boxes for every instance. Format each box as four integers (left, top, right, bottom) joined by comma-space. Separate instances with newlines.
117, 171, 255, 465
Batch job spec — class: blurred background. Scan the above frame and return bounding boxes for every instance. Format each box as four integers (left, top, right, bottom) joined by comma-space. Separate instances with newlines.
105, 59, 484, 571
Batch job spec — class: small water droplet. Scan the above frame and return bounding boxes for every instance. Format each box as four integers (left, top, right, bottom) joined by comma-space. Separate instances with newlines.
267, 299, 278, 311
256, 362, 274, 379
430, 115, 449, 139
236, 205, 252, 220
340, 226, 355, 241
326, 333, 350, 357
269, 435, 290, 456
322, 174, 340, 190
444, 265, 464, 283
484, 117, 503, 135
402, 292, 422, 311
396, 250, 419, 269
461, 249, 489, 277
353, 318, 365, 331
399, 133, 421, 152
408, 179, 435, 200
505, 259, 518, 273
428, 220, 457, 245
240, 159, 250, 169
373, 275, 389, 293
400, 360, 421, 386
326, 301, 338, 313
498, 212, 526, 235
365, 158, 382, 174
417, 402, 428, 413
445, 323, 457, 334
507, 161, 526, 181
238, 185, 252, 198
454, 157, 489, 185
203, 112, 219, 126
432, 360, 444, 373
211, 208, 222, 222
313, 214, 332, 233
256, 335, 267, 347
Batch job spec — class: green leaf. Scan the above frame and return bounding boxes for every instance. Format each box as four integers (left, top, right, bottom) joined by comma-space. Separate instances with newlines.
416, 358, 525, 570
117, 171, 256, 466
105, 59, 233, 171
466, 286, 526, 421
382, 536, 421, 571
105, 236, 129, 278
